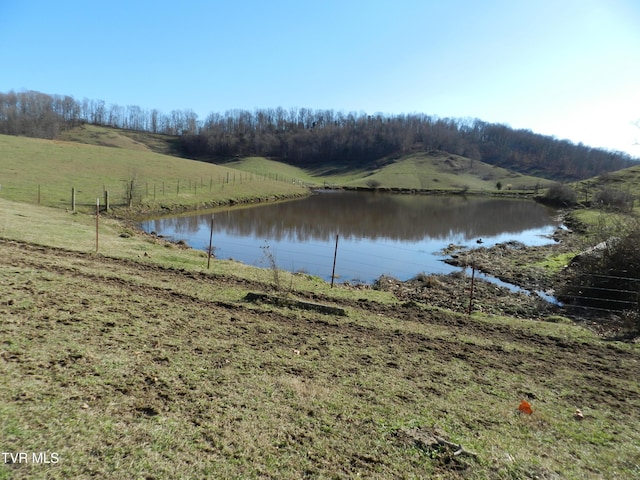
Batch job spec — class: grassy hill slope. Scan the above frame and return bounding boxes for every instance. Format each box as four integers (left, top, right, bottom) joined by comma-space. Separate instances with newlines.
0, 134, 307, 213
227, 152, 555, 192
53, 125, 555, 193
56, 124, 182, 156
573, 164, 640, 201
352, 152, 554, 191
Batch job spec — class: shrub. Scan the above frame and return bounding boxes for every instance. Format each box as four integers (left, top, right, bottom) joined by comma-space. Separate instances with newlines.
592, 188, 634, 212
122, 174, 144, 207
543, 183, 577, 207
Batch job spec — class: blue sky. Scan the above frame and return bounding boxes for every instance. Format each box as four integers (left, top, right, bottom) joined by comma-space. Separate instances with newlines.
1, 0, 639, 156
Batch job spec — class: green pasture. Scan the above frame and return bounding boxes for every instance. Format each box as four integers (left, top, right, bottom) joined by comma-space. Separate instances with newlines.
0, 134, 307, 213
224, 156, 370, 186
358, 152, 554, 191
226, 152, 554, 192
572, 164, 640, 214
55, 123, 180, 155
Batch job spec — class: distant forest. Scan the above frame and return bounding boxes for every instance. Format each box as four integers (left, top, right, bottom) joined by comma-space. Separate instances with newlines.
1, 89, 637, 181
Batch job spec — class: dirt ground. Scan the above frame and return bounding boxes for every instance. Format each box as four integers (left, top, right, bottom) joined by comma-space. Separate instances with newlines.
2, 238, 636, 414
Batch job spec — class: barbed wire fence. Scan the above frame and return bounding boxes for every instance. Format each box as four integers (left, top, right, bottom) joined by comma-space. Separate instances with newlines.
24, 172, 300, 211
558, 272, 640, 331
560, 272, 640, 311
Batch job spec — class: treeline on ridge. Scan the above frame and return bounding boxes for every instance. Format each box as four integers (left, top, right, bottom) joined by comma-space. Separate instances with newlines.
1, 89, 636, 181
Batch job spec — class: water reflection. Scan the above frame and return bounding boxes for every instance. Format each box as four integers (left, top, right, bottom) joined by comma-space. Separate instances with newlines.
140, 191, 560, 283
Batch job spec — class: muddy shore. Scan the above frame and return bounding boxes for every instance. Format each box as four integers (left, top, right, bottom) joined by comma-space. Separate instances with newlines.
372, 218, 582, 319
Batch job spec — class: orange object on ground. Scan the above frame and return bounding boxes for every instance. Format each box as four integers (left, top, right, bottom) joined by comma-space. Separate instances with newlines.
518, 400, 533, 415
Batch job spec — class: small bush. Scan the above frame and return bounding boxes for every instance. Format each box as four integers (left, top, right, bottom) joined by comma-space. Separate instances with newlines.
411, 272, 441, 288
592, 188, 634, 212
543, 183, 577, 207
260, 242, 293, 295
122, 175, 144, 207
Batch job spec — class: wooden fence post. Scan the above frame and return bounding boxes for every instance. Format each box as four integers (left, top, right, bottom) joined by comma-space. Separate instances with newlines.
331, 234, 339, 288
207, 215, 214, 269
467, 263, 476, 316
71, 187, 76, 212
95, 198, 100, 252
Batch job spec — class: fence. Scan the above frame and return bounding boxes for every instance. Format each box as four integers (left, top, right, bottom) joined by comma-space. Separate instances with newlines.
558, 272, 640, 315
18, 172, 299, 211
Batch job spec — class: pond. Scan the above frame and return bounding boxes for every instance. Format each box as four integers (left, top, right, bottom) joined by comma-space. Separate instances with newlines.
140, 191, 561, 284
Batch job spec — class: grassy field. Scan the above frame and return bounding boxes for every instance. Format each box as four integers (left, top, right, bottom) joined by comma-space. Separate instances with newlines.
1, 200, 640, 478
0, 133, 307, 214
1, 131, 640, 478
350, 152, 554, 191
1, 125, 555, 204
226, 152, 555, 192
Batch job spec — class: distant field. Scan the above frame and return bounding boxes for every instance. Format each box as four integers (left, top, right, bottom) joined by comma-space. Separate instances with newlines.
5, 125, 554, 203
0, 134, 307, 213
361, 152, 554, 191
55, 124, 182, 155
226, 152, 555, 192
224, 157, 323, 185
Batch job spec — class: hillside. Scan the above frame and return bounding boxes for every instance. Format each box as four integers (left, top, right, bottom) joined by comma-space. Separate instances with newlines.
55, 123, 183, 157
46, 125, 555, 194
4, 122, 637, 218
348, 152, 554, 191
0, 133, 307, 212
573, 164, 640, 203
226, 152, 555, 192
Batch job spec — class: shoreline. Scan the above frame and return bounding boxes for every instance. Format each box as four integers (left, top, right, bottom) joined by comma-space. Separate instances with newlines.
105, 186, 543, 222
107, 190, 312, 221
